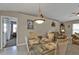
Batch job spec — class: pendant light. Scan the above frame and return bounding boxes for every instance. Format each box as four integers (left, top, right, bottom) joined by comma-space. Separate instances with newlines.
34, 4, 45, 24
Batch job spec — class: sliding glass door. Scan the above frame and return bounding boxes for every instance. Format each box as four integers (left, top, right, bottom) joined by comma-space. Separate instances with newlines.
73, 24, 79, 34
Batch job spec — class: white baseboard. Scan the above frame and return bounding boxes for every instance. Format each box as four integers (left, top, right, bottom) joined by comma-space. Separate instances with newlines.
17, 43, 26, 46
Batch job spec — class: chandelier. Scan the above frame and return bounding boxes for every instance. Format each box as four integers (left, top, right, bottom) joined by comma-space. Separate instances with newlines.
34, 4, 45, 24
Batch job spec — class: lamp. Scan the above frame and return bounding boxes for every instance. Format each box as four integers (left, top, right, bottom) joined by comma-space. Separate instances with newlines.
34, 4, 45, 24
60, 23, 65, 33
61, 29, 65, 32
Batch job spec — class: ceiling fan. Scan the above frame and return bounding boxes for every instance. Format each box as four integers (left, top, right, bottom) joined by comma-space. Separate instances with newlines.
65, 5, 79, 18
67, 11, 79, 18
72, 5, 79, 16
72, 12, 79, 16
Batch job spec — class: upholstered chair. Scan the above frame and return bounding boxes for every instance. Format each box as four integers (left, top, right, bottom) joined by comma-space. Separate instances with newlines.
37, 32, 57, 55
28, 32, 57, 55
40, 37, 49, 44
29, 32, 38, 39
47, 32, 55, 42
28, 32, 40, 49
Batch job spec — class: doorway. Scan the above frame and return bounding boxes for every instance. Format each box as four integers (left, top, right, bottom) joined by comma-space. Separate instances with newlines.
1, 16, 18, 49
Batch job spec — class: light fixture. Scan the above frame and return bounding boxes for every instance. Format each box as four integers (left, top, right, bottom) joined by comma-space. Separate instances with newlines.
35, 19, 45, 24
34, 4, 45, 24
72, 6, 79, 16
72, 12, 79, 16
61, 29, 65, 32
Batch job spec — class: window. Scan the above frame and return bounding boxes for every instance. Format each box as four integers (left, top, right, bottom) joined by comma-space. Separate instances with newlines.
4, 23, 7, 33
73, 24, 79, 34
13, 24, 17, 33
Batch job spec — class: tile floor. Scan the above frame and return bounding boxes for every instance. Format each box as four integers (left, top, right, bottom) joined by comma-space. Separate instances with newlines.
66, 44, 79, 55
6, 38, 16, 48
0, 45, 28, 55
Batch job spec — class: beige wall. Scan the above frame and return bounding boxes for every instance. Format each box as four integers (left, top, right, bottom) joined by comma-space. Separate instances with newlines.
64, 20, 79, 38
0, 11, 60, 48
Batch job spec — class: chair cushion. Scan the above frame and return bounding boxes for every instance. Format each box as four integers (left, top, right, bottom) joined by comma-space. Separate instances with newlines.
29, 39, 39, 45
40, 37, 49, 44
47, 32, 54, 41
42, 42, 56, 50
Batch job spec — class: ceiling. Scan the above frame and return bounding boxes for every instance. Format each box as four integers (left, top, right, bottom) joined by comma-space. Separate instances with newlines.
0, 3, 79, 22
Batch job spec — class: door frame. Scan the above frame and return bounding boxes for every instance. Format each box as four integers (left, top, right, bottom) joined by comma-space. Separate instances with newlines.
1, 16, 18, 49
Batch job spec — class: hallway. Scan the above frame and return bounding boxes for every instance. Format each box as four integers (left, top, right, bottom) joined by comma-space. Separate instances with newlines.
5, 38, 16, 48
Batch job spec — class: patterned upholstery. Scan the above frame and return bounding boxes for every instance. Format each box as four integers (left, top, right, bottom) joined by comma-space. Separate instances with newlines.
28, 32, 57, 55
40, 32, 56, 51
29, 32, 38, 39
47, 32, 55, 41
29, 32, 40, 49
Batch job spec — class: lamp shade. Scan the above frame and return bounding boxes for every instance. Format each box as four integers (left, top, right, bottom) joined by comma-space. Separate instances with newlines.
34, 4, 46, 24
35, 19, 45, 24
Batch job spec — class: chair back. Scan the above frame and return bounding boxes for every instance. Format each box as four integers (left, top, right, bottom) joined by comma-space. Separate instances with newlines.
47, 32, 54, 41
29, 32, 38, 39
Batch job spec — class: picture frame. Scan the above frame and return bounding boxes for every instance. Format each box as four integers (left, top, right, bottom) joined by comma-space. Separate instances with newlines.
27, 19, 34, 29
